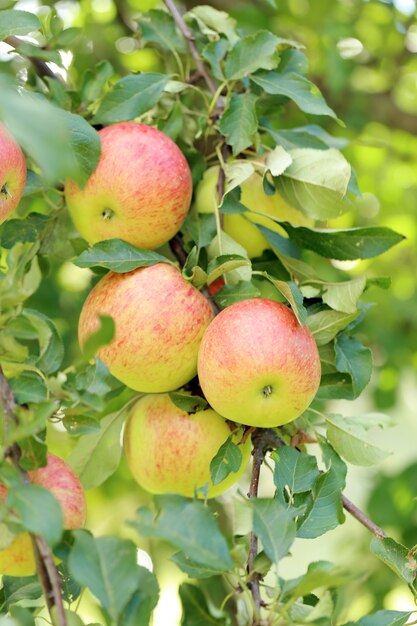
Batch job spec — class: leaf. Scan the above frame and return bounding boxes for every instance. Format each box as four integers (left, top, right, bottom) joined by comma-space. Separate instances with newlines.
214, 280, 261, 308
206, 254, 251, 285
280, 223, 405, 260
297, 467, 345, 539
254, 273, 307, 325
210, 436, 242, 485
68, 410, 126, 489
252, 499, 296, 563
306, 309, 360, 346
0, 10, 40, 40
119, 568, 159, 626
131, 495, 232, 572
263, 122, 349, 150
6, 483, 63, 546
208, 232, 251, 284
9, 371, 47, 404
283, 561, 352, 601
69, 532, 154, 621
0, 213, 49, 248
252, 71, 337, 118
321, 277, 366, 314
257, 225, 302, 258
335, 334, 372, 398
140, 10, 186, 53
168, 392, 208, 413
218, 93, 258, 156
93, 73, 169, 124
63, 112, 101, 187
276, 149, 351, 220
347, 611, 414, 626
225, 30, 279, 79
370, 537, 417, 585
187, 6, 238, 44
224, 161, 255, 193
171, 553, 222, 579
81, 315, 115, 362
265, 146, 293, 177
179, 583, 226, 626
325, 414, 390, 466
23, 309, 64, 374
273, 447, 320, 499
74, 238, 171, 272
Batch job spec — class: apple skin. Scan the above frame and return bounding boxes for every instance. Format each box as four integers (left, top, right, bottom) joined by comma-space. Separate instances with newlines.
65, 122, 192, 250
197, 299, 321, 428
194, 165, 313, 258
78, 263, 214, 392
123, 394, 251, 498
0, 453, 86, 577
0, 124, 26, 224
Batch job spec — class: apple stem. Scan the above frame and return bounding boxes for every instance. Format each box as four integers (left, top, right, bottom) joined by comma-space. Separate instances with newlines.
0, 367, 68, 626
163, 0, 217, 96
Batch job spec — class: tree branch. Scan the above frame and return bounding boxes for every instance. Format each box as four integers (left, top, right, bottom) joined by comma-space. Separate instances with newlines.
4, 36, 65, 84
163, 0, 218, 95
0, 366, 67, 626
342, 494, 386, 539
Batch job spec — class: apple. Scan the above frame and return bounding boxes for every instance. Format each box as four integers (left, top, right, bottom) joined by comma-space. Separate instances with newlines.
194, 165, 313, 258
123, 393, 251, 498
0, 124, 26, 224
65, 122, 192, 250
78, 262, 214, 392
0, 452, 86, 577
197, 299, 321, 428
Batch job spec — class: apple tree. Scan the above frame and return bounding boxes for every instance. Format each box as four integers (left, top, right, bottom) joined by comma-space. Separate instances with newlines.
0, 2, 413, 626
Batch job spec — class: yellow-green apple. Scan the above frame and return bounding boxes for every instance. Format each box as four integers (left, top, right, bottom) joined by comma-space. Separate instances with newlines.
194, 165, 313, 258
198, 299, 321, 428
0, 452, 86, 577
123, 393, 251, 498
65, 122, 192, 249
0, 124, 26, 224
78, 263, 214, 392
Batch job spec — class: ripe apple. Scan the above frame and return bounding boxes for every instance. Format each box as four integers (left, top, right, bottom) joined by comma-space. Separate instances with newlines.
123, 393, 251, 498
0, 124, 26, 224
194, 165, 313, 258
0, 452, 86, 577
65, 122, 192, 250
78, 263, 214, 392
198, 299, 321, 428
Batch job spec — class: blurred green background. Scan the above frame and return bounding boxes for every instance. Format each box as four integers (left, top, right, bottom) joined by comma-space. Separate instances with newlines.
3, 0, 417, 623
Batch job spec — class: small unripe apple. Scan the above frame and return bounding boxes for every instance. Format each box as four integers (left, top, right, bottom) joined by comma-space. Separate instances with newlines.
65, 122, 192, 250
78, 263, 214, 392
0, 124, 27, 224
198, 299, 321, 428
123, 394, 251, 498
194, 165, 313, 258
0, 453, 86, 577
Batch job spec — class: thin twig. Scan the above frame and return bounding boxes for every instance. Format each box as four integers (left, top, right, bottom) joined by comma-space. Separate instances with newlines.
169, 233, 188, 268
163, 0, 217, 95
4, 36, 64, 84
342, 495, 386, 539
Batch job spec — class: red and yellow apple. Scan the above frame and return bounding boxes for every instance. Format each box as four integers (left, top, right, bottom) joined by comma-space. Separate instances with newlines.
198, 299, 321, 428
0, 453, 86, 577
0, 123, 26, 224
123, 393, 251, 498
78, 263, 214, 392
65, 122, 192, 250
194, 165, 313, 258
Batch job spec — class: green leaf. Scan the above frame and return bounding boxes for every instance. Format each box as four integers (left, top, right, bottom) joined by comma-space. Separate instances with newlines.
225, 30, 280, 79
206, 254, 251, 285
68, 410, 127, 489
187, 6, 238, 45
15, 42, 62, 64
2, 576, 42, 609
81, 315, 115, 362
7, 483, 63, 545
179, 583, 226, 626
265, 145, 293, 176
210, 436, 242, 485
23, 309, 64, 374
306, 309, 360, 346
93, 73, 169, 124
370, 537, 417, 585
347, 611, 414, 626
9, 371, 47, 404
273, 447, 320, 499
263, 122, 349, 150
218, 93, 258, 156
257, 225, 302, 258
335, 334, 372, 399
0, 213, 49, 249
131, 495, 232, 572
208, 231, 252, 284
74, 238, 171, 273
169, 392, 208, 413
64, 112, 101, 187
69, 532, 152, 621
214, 280, 261, 308
252, 71, 337, 118
252, 499, 296, 563
280, 223, 405, 260
254, 273, 307, 325
276, 149, 351, 220
118, 567, 159, 626
171, 553, 222, 579
325, 413, 390, 466
8, 607, 36, 626
283, 561, 352, 600
297, 467, 345, 538
321, 277, 366, 314
0, 10, 40, 40
140, 9, 186, 53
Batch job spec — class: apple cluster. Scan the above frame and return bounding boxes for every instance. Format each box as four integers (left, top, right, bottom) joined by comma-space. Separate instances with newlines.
72, 122, 322, 500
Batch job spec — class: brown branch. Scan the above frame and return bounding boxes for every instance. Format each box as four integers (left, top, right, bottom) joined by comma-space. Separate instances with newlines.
4, 36, 65, 84
0, 366, 67, 626
169, 233, 188, 268
342, 495, 386, 540
163, 0, 217, 95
